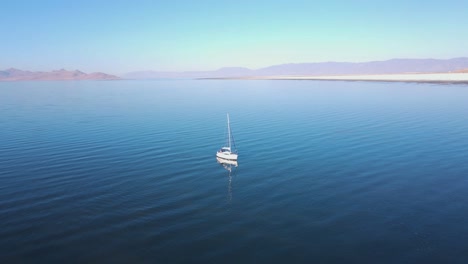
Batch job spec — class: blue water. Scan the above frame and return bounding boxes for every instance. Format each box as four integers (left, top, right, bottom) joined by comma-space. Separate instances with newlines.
1, 80, 468, 263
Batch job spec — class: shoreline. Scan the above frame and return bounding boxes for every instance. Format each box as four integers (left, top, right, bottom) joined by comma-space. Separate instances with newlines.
200, 73, 468, 84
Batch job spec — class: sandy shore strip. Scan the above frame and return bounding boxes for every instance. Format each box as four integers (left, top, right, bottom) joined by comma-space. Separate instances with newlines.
204, 73, 468, 84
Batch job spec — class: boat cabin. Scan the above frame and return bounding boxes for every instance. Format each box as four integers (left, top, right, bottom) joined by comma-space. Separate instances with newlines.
219, 147, 231, 153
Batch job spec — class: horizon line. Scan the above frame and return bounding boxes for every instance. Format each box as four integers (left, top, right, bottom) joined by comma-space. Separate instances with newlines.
3, 56, 468, 75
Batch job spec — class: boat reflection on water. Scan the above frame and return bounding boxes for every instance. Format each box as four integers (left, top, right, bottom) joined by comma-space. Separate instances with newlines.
216, 157, 238, 202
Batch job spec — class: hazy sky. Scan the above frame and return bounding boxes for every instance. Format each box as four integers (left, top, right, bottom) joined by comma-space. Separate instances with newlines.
2, 0, 467, 73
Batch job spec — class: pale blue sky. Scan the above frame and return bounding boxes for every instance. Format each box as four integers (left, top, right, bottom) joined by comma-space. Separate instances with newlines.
1, 0, 467, 73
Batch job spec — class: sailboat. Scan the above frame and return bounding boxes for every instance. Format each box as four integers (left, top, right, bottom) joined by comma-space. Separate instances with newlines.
216, 113, 238, 161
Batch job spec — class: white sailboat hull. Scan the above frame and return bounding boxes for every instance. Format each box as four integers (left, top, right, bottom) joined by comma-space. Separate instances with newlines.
216, 151, 238, 161
216, 157, 238, 166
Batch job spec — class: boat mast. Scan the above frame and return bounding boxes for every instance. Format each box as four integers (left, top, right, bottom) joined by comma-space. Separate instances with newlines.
227, 113, 231, 150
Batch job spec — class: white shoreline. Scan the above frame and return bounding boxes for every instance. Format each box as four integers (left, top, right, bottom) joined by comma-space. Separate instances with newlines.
209, 73, 468, 83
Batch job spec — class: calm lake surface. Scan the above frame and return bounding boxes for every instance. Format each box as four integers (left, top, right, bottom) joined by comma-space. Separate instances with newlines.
1, 80, 468, 263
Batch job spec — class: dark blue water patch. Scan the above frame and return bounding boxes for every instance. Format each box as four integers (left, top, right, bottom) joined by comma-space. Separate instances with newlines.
1, 80, 468, 263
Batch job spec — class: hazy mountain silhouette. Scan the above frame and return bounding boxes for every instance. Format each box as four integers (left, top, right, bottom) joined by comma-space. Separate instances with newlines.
4, 58, 468, 80
124, 58, 468, 79
124, 67, 253, 79
0, 68, 120, 81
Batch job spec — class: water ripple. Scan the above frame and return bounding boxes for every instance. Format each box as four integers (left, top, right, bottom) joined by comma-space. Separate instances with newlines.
2, 80, 468, 262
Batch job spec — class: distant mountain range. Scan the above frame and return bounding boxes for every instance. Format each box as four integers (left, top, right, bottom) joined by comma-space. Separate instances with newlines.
0, 68, 120, 81
3, 58, 468, 81
124, 58, 468, 79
